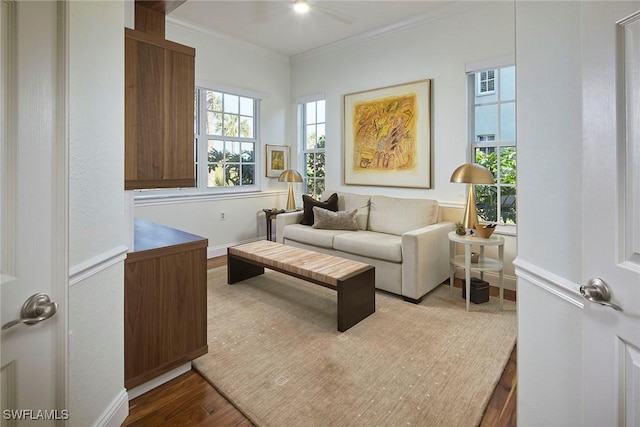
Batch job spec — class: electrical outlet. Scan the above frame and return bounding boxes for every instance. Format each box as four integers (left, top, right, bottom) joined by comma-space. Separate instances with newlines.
220, 211, 226, 221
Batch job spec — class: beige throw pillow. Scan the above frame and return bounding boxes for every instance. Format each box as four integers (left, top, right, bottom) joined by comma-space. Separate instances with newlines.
312, 207, 359, 231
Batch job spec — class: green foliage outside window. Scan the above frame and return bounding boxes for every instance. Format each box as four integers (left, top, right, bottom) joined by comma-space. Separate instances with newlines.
207, 144, 254, 187
475, 147, 516, 224
305, 135, 325, 200
301, 98, 326, 200
205, 90, 255, 187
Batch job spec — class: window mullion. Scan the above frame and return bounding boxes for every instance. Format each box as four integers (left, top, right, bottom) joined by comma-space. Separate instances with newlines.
198, 90, 208, 191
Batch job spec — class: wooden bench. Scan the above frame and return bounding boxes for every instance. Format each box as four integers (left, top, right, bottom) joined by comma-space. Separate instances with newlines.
227, 240, 375, 332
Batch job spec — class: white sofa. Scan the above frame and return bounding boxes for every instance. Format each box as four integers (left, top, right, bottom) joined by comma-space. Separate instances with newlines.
275, 191, 453, 303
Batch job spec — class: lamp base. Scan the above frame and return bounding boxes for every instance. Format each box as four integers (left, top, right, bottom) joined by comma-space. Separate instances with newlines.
463, 183, 480, 230
285, 183, 296, 210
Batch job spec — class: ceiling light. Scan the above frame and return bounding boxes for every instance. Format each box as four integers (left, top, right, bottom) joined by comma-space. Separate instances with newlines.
293, 0, 310, 14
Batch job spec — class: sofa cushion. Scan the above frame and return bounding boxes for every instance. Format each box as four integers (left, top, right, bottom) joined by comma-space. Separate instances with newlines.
368, 195, 438, 235
283, 223, 351, 249
312, 208, 359, 231
338, 192, 371, 230
333, 231, 403, 263
300, 193, 338, 226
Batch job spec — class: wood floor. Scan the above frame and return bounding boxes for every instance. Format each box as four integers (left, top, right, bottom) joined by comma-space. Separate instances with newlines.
123, 257, 517, 427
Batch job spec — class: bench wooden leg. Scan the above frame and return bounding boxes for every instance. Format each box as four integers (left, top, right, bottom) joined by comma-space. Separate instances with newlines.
336, 267, 375, 332
227, 253, 264, 284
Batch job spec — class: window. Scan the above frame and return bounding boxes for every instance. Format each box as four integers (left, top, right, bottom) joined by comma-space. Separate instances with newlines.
469, 66, 516, 226
299, 98, 325, 200
194, 87, 260, 191
477, 70, 496, 95
477, 134, 495, 142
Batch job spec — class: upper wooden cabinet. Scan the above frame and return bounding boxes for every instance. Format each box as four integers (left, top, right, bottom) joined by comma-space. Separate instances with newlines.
124, 7, 195, 190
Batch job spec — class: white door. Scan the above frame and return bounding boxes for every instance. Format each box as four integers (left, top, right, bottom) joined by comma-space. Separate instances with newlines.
582, 2, 640, 426
1, 1, 67, 424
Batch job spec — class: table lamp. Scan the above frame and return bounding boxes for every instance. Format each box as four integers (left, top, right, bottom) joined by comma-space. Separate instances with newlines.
278, 169, 303, 211
450, 163, 494, 230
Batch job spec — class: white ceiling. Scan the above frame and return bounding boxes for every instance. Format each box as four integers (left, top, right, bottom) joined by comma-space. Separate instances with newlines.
169, 1, 458, 57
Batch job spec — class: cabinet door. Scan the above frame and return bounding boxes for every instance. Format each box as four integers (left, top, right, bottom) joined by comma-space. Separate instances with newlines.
124, 256, 161, 386
158, 248, 207, 361
124, 31, 196, 190
124, 246, 207, 389
163, 49, 195, 185
125, 37, 165, 188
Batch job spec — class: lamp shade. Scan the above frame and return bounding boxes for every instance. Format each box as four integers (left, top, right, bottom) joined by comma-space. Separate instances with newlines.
449, 163, 494, 184
278, 169, 303, 183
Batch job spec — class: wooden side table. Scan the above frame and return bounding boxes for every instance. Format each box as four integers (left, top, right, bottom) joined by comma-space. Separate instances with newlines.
263, 209, 285, 241
448, 231, 505, 311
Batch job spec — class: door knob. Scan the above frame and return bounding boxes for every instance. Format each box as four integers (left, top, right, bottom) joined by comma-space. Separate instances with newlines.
2, 293, 58, 330
579, 278, 622, 311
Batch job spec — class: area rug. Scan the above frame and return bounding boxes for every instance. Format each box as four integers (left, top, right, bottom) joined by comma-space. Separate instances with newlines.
193, 267, 516, 427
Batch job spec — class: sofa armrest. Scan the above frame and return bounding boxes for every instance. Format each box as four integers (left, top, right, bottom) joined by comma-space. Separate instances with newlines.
275, 211, 304, 244
401, 221, 454, 300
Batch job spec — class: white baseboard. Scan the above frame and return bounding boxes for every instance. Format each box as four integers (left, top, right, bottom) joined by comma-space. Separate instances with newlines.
207, 237, 263, 259
127, 362, 192, 400
95, 389, 129, 427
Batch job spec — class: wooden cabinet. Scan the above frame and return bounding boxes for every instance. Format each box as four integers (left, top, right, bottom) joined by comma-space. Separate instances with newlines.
124, 218, 208, 389
124, 27, 195, 190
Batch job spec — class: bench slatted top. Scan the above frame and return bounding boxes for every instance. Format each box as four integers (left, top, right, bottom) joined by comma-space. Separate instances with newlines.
229, 240, 372, 287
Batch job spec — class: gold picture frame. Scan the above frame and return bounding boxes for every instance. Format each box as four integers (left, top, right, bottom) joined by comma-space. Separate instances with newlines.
343, 79, 432, 188
265, 144, 290, 177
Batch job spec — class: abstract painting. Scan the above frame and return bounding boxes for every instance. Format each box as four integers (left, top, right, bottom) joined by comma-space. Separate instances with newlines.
343, 80, 431, 188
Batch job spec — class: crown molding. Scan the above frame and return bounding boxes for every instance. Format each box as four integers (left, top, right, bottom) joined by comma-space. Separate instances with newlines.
291, 1, 484, 63
167, 2, 485, 64
165, 15, 291, 65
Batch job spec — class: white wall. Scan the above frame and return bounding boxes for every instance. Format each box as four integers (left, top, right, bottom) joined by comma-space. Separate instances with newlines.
515, 1, 584, 424
68, 1, 127, 425
134, 18, 292, 252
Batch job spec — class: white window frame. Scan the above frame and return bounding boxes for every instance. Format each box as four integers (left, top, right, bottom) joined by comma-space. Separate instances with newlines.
477, 134, 496, 142
297, 93, 325, 200
467, 62, 516, 233
134, 83, 262, 202
477, 70, 496, 95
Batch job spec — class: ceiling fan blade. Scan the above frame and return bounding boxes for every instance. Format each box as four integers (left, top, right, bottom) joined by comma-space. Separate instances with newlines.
310, 3, 354, 25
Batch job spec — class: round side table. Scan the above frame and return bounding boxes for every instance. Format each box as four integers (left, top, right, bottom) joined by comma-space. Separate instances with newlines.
448, 231, 505, 311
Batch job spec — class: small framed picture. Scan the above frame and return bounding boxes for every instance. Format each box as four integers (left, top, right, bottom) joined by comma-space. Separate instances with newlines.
266, 144, 290, 177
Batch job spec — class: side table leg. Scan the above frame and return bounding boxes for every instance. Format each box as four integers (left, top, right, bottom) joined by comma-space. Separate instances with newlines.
499, 242, 505, 309
499, 268, 504, 310
266, 214, 273, 241
465, 244, 471, 311
449, 240, 455, 296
